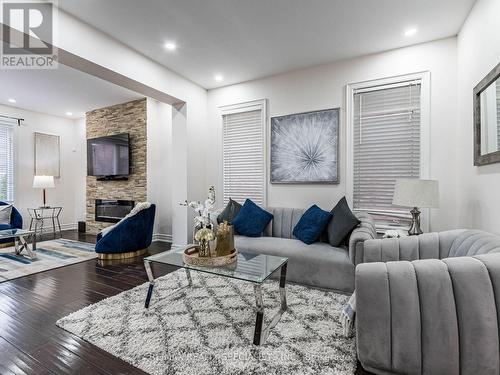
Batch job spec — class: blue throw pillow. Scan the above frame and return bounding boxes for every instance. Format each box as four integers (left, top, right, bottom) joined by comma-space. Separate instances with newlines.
293, 205, 333, 245
232, 199, 273, 237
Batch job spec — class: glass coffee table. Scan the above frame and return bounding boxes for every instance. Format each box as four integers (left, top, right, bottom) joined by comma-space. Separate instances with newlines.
0, 229, 37, 259
143, 245, 288, 345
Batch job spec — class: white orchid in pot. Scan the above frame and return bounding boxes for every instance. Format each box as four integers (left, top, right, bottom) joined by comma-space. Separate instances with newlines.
180, 186, 220, 254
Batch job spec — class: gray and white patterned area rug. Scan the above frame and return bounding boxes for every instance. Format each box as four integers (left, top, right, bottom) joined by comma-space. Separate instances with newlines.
0, 239, 96, 282
57, 270, 356, 375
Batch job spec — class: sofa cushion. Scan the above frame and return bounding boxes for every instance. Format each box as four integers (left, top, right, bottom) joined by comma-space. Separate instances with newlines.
327, 197, 360, 247
234, 235, 354, 292
0, 201, 21, 229
217, 198, 242, 224
232, 199, 273, 237
292, 205, 332, 245
0, 204, 12, 225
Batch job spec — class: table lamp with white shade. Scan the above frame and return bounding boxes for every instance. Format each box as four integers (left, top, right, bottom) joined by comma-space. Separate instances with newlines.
392, 178, 439, 236
33, 175, 55, 208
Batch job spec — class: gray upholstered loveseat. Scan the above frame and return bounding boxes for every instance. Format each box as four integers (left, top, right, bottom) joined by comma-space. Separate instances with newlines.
355, 229, 500, 375
234, 207, 376, 293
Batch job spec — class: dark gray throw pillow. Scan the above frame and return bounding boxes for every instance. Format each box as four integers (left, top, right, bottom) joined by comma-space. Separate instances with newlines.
217, 198, 242, 224
327, 197, 360, 247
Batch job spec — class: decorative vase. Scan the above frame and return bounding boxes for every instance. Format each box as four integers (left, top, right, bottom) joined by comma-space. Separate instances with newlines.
194, 227, 215, 258
215, 221, 234, 257
198, 239, 211, 257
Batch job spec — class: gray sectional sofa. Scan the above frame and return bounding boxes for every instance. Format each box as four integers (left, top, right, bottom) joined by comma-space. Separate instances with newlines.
234, 207, 376, 293
355, 229, 500, 375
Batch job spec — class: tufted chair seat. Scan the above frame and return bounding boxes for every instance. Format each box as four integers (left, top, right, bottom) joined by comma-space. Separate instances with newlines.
356, 230, 500, 375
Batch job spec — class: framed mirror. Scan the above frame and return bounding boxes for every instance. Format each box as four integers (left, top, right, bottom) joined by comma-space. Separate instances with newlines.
474, 62, 500, 166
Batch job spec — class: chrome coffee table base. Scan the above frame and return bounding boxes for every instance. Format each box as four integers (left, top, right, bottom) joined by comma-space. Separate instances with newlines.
143, 263, 193, 309
143, 259, 288, 346
14, 234, 37, 259
0, 229, 37, 260
253, 263, 287, 345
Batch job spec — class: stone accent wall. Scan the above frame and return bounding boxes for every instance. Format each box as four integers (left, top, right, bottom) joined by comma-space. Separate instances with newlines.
86, 99, 147, 234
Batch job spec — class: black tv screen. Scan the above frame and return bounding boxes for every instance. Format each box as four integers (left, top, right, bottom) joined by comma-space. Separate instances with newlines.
87, 133, 130, 177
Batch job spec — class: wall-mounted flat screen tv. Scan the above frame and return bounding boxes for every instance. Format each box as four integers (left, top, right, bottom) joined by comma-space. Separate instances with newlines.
87, 133, 130, 178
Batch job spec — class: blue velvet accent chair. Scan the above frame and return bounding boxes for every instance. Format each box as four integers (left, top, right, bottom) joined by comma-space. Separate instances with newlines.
0, 201, 23, 245
95, 204, 156, 259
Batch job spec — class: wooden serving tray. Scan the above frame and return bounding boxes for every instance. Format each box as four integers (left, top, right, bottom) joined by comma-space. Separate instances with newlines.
183, 245, 237, 267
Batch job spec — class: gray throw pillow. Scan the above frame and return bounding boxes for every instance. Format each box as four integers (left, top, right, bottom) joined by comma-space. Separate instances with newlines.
217, 198, 242, 224
327, 197, 360, 247
0, 204, 12, 225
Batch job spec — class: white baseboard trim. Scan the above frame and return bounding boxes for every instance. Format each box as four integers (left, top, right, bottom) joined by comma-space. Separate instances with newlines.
61, 223, 78, 231
153, 233, 172, 243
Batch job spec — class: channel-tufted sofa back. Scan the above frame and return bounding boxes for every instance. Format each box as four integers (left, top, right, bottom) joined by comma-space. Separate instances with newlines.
356, 229, 500, 374
263, 208, 376, 248
359, 229, 500, 265
264, 207, 306, 239
446, 230, 500, 257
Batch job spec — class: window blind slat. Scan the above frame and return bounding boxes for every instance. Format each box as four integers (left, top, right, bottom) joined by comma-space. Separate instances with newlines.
223, 108, 265, 206
353, 83, 421, 222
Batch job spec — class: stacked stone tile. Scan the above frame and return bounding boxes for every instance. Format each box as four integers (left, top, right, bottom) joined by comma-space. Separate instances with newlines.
86, 99, 147, 234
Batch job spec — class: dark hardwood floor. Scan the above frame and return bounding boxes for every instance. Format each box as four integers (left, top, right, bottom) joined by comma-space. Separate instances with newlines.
0, 230, 371, 375
0, 230, 177, 375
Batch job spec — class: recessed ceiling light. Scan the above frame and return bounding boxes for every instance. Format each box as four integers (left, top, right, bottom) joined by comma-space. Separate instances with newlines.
66, 112, 73, 116
214, 74, 224, 82
404, 28, 418, 37
7, 98, 16, 103
164, 41, 177, 51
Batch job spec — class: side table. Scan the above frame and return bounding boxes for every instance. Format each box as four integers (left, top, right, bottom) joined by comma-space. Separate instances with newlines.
28, 207, 63, 239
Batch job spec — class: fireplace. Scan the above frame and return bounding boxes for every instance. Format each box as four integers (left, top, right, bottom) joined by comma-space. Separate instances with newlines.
95, 199, 135, 223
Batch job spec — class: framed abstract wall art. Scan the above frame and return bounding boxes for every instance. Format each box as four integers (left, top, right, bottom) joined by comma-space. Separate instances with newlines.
35, 132, 60, 177
270, 108, 339, 183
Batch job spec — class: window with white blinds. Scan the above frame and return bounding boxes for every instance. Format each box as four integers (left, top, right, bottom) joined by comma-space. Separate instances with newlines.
352, 80, 421, 226
222, 100, 266, 206
0, 120, 15, 203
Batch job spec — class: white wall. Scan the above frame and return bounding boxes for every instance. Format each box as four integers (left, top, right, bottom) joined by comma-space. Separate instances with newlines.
73, 116, 86, 223
207, 38, 459, 232
55, 11, 208, 242
171, 104, 190, 245
147, 98, 173, 240
0, 104, 85, 229
456, 0, 500, 233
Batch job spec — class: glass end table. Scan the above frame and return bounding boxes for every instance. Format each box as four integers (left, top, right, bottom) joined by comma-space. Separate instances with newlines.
27, 207, 63, 239
0, 228, 37, 259
143, 245, 288, 345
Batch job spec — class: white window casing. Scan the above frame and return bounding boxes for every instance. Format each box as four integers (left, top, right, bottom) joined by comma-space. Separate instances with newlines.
220, 99, 267, 207
346, 73, 431, 232
0, 118, 15, 203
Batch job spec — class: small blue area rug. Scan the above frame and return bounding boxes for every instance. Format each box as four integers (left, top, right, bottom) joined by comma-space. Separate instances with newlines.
0, 239, 96, 282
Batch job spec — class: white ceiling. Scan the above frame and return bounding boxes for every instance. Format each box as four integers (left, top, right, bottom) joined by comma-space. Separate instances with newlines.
59, 0, 476, 89
0, 57, 143, 119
